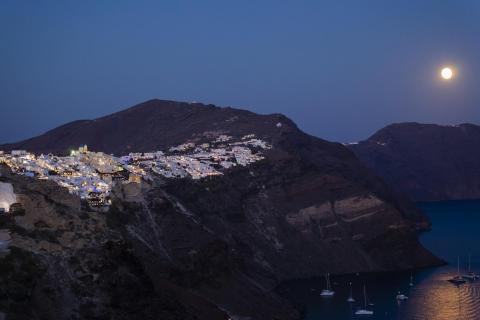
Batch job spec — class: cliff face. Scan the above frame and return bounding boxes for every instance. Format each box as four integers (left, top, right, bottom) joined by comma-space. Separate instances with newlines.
349, 122, 480, 201
0, 100, 442, 319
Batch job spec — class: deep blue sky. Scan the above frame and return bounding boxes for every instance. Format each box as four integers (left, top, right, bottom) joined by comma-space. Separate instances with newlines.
1, 1, 479, 144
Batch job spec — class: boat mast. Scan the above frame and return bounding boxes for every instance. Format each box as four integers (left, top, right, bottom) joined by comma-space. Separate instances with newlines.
363, 285, 367, 308
457, 256, 460, 277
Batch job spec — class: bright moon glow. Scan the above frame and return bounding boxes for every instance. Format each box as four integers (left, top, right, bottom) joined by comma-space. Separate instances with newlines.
441, 67, 453, 80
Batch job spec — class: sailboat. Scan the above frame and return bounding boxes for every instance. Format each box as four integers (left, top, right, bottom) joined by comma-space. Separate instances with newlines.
396, 291, 408, 300
409, 273, 414, 287
355, 285, 374, 315
320, 273, 335, 296
347, 282, 355, 302
462, 254, 479, 280
448, 256, 467, 285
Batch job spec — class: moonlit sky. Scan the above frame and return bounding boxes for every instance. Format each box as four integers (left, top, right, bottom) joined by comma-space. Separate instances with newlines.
1, 0, 480, 144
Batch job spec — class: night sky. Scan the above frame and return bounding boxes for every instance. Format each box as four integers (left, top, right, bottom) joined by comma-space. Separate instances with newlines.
1, 1, 479, 144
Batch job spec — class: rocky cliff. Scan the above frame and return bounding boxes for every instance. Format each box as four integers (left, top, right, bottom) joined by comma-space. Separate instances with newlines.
0, 100, 441, 319
349, 122, 480, 201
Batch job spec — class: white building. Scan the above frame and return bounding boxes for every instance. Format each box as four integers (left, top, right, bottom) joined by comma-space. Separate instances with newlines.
11, 150, 27, 156
0, 182, 17, 213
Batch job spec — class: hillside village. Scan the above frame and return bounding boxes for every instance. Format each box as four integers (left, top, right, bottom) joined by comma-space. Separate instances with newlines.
0, 134, 271, 209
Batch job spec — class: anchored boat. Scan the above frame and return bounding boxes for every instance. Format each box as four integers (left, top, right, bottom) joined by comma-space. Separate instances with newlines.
396, 291, 408, 301
320, 273, 335, 297
355, 284, 374, 315
347, 282, 355, 302
448, 256, 467, 285
462, 254, 479, 280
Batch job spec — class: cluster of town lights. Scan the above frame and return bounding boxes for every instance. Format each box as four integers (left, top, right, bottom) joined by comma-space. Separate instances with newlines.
0, 135, 271, 208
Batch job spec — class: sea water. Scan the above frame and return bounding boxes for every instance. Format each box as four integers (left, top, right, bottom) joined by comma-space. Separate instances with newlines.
279, 200, 480, 320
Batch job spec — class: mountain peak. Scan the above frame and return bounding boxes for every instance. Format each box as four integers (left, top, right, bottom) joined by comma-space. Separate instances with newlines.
0, 99, 297, 155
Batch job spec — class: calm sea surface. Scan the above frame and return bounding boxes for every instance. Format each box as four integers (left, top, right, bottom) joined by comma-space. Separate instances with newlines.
279, 200, 480, 320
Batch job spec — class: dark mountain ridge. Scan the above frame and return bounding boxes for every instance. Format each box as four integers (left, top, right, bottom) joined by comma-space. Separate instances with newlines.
1, 99, 298, 155
349, 122, 480, 201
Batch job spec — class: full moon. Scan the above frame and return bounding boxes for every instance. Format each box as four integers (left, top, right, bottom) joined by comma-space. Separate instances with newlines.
441, 67, 453, 80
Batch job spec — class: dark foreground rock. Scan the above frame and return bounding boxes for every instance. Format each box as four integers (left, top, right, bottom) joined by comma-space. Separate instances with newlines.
0, 169, 233, 320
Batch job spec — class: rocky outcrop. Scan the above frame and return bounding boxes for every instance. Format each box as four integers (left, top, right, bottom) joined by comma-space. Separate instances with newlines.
349, 122, 480, 201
